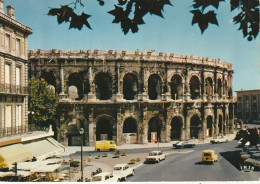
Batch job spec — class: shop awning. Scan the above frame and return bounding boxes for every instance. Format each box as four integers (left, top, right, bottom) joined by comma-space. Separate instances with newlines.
30, 163, 61, 173
24, 139, 64, 161
0, 144, 33, 168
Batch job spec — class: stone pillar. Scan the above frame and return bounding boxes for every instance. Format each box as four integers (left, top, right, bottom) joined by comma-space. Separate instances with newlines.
202, 117, 207, 140
59, 66, 66, 99
142, 112, 148, 143
88, 67, 96, 101
166, 118, 171, 142
88, 108, 94, 146
116, 112, 123, 145
185, 116, 190, 140
230, 104, 234, 133
185, 72, 190, 101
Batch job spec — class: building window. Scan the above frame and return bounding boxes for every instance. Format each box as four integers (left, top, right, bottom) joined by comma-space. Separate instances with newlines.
5, 105, 12, 128
238, 103, 242, 110
245, 96, 249, 101
16, 105, 22, 128
16, 38, 21, 56
16, 67, 21, 86
5, 63, 11, 84
238, 97, 242, 101
5, 34, 11, 52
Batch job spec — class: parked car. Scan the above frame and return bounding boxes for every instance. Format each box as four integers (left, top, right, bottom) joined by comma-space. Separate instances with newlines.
238, 138, 250, 148
210, 136, 228, 144
145, 151, 166, 163
244, 158, 260, 170
112, 164, 134, 181
91, 172, 119, 182
173, 141, 195, 149
202, 150, 218, 164
95, 140, 117, 152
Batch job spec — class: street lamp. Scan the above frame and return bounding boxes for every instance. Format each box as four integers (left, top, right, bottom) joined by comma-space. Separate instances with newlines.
79, 128, 84, 181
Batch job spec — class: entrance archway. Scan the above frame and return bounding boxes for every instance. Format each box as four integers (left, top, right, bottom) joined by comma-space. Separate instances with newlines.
190, 114, 201, 139
205, 77, 213, 100
40, 71, 59, 93
148, 74, 162, 100
218, 114, 223, 135
206, 116, 213, 137
95, 73, 112, 100
123, 73, 138, 100
68, 73, 84, 100
190, 76, 200, 100
148, 117, 162, 142
217, 79, 222, 98
123, 118, 137, 144
171, 74, 183, 100
67, 118, 87, 146
96, 118, 113, 140
170, 116, 182, 140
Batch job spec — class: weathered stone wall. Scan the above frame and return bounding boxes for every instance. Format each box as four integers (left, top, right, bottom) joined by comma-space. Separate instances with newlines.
28, 49, 235, 146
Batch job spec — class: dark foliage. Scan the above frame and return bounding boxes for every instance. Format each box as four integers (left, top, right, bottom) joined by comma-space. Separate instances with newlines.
47, 0, 259, 41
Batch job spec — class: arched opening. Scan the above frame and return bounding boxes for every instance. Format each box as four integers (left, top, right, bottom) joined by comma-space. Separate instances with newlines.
123, 73, 138, 100
67, 118, 87, 146
171, 116, 182, 140
217, 79, 222, 98
95, 73, 112, 100
148, 74, 162, 100
205, 77, 213, 100
190, 76, 200, 100
171, 74, 183, 100
96, 118, 113, 141
68, 73, 84, 100
40, 71, 59, 93
148, 117, 162, 142
190, 114, 201, 139
228, 88, 233, 99
218, 114, 223, 135
123, 118, 137, 144
206, 116, 213, 137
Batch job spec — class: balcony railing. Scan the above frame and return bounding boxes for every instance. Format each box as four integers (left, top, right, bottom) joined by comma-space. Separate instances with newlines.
0, 125, 28, 138
0, 83, 28, 95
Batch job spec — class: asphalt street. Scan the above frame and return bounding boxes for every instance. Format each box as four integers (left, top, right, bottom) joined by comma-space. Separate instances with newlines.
127, 140, 260, 182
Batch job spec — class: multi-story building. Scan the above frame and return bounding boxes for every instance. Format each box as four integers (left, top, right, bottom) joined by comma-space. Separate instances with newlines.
236, 89, 260, 123
0, 0, 32, 137
28, 49, 235, 146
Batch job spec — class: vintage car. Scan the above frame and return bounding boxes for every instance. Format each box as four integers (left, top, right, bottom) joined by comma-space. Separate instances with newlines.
145, 151, 166, 163
173, 141, 195, 149
244, 158, 260, 170
91, 172, 119, 182
238, 138, 250, 148
202, 150, 218, 164
210, 136, 228, 144
112, 164, 134, 181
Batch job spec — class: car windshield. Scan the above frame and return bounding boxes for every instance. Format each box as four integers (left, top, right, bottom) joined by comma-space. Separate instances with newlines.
114, 167, 122, 171
92, 176, 102, 181
204, 153, 211, 156
149, 152, 158, 156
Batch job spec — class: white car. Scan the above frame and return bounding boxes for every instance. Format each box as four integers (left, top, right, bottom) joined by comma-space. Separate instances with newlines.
238, 138, 250, 147
91, 172, 119, 182
210, 137, 228, 144
112, 164, 134, 181
145, 151, 166, 163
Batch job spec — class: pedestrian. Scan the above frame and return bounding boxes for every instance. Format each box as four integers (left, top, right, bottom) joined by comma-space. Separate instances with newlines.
88, 154, 92, 163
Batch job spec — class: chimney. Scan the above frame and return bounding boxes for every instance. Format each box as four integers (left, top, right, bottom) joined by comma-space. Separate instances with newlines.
0, 0, 4, 13
6, 5, 15, 19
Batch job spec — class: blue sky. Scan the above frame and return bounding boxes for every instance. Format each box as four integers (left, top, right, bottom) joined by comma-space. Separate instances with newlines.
7, 0, 260, 92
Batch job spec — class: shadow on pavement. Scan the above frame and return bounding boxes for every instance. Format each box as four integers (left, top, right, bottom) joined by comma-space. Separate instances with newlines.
220, 150, 241, 171
195, 161, 214, 165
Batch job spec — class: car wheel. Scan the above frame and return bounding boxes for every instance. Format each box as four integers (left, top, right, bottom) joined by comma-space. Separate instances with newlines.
97, 149, 100, 152
157, 159, 160, 163
132, 170, 135, 176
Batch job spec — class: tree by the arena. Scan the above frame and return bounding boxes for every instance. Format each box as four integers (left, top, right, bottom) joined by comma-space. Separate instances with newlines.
48, 0, 259, 41
28, 77, 59, 127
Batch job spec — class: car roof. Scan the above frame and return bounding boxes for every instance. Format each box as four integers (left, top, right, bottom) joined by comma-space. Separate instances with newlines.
151, 151, 161, 153
202, 150, 214, 152
94, 172, 112, 176
114, 164, 128, 167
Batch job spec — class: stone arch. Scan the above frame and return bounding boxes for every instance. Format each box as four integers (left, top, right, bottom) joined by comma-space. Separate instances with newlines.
170, 116, 183, 140
123, 73, 138, 100
64, 115, 88, 146
122, 117, 138, 144
189, 75, 200, 100
148, 74, 162, 100
68, 73, 84, 100
206, 115, 213, 137
40, 70, 61, 94
171, 74, 183, 100
217, 78, 222, 98
94, 114, 116, 141
95, 72, 112, 100
190, 114, 202, 139
205, 77, 213, 100
148, 116, 162, 142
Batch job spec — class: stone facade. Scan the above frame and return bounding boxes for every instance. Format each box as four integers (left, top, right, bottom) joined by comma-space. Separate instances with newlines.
236, 89, 260, 123
0, 1, 32, 138
28, 49, 235, 146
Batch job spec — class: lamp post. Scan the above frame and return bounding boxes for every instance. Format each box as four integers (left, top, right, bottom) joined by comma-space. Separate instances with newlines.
79, 128, 84, 181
